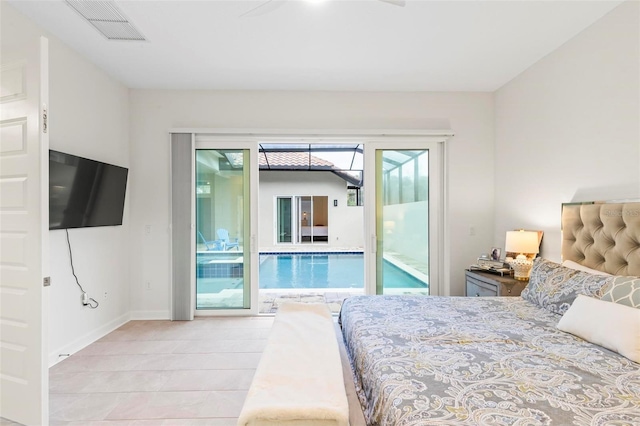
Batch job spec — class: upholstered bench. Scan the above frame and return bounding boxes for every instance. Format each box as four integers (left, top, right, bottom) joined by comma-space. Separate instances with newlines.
237, 302, 349, 426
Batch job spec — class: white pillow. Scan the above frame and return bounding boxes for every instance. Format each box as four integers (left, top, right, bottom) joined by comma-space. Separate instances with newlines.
561, 260, 611, 276
557, 294, 640, 363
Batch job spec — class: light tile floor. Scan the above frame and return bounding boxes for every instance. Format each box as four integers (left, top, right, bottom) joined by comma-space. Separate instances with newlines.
48, 317, 274, 425
10, 289, 427, 425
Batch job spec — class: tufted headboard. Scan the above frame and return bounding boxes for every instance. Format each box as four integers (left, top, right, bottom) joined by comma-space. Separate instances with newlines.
562, 201, 640, 276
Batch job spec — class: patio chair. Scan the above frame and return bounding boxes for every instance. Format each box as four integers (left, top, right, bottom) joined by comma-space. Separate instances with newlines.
217, 228, 239, 250
198, 231, 223, 251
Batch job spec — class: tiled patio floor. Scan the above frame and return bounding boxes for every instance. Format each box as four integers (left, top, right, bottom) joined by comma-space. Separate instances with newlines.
258, 290, 365, 314
199, 287, 429, 314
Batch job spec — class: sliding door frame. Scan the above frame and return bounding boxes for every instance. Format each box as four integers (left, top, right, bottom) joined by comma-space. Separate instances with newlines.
363, 138, 447, 297
193, 136, 259, 316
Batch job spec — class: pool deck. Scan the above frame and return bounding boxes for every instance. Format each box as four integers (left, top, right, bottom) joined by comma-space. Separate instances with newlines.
196, 289, 362, 314
259, 288, 430, 314
197, 287, 429, 314
258, 289, 363, 314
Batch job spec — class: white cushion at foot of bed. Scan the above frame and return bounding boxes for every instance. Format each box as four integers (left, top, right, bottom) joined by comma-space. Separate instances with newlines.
237, 302, 350, 426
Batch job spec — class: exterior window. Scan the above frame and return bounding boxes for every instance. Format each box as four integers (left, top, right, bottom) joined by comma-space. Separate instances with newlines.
347, 186, 363, 206
277, 197, 292, 243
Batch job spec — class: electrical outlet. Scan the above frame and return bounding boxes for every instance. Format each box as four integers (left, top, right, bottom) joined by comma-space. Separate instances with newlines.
145, 281, 152, 290
469, 226, 476, 236
104, 291, 108, 300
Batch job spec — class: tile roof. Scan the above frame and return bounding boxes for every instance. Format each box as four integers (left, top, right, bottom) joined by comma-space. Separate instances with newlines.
259, 152, 334, 169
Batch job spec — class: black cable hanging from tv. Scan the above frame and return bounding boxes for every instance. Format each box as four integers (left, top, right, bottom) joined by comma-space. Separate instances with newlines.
65, 229, 99, 309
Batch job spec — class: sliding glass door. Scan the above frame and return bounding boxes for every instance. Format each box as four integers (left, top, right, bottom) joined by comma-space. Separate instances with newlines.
174, 132, 446, 316
364, 141, 442, 296
276, 195, 329, 245
194, 140, 258, 313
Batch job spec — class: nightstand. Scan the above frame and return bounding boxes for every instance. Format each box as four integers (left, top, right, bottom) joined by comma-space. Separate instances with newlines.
465, 270, 527, 297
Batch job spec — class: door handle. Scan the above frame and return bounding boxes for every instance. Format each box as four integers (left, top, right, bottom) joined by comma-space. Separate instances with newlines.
371, 234, 377, 253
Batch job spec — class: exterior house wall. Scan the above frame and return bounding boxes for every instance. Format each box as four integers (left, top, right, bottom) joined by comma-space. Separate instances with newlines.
258, 171, 364, 251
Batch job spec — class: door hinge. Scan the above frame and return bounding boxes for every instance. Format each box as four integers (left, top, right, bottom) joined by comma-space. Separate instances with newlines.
42, 104, 48, 133
43, 276, 51, 287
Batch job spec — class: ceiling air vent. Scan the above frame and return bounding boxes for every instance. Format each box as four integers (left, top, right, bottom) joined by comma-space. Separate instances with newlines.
66, 0, 146, 41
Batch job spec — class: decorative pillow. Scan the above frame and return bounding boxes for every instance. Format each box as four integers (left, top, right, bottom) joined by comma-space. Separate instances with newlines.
601, 276, 640, 308
521, 258, 613, 315
561, 259, 611, 276
557, 294, 640, 363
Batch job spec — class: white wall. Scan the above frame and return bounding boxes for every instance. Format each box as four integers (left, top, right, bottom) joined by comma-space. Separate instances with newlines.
48, 49, 130, 363
1, 3, 134, 365
129, 91, 495, 310
258, 171, 363, 251
494, 0, 640, 262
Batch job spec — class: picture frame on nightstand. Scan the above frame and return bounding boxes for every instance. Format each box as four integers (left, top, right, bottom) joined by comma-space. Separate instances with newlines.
490, 247, 501, 261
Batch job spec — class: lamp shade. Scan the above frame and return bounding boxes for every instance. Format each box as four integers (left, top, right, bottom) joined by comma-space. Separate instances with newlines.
505, 230, 539, 254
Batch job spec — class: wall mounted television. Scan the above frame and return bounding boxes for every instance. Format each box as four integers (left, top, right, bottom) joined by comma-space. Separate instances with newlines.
49, 150, 129, 230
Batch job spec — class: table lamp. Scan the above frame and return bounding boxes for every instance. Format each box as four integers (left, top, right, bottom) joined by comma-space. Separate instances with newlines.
505, 230, 539, 280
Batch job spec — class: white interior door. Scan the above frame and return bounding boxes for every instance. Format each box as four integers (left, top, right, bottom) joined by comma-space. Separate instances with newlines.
0, 35, 50, 424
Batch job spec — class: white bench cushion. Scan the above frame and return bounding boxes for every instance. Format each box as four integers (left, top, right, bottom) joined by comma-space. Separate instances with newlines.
237, 302, 349, 426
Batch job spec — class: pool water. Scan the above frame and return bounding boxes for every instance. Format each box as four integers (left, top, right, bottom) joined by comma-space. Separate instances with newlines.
258, 252, 427, 289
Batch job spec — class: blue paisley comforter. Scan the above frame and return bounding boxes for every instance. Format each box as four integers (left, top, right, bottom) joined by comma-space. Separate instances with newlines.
339, 296, 640, 426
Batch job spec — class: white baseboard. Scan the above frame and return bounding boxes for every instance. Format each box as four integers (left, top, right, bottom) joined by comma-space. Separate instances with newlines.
129, 310, 171, 320
49, 312, 130, 367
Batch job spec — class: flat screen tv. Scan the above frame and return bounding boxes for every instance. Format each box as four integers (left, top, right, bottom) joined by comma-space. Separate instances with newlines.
49, 150, 128, 230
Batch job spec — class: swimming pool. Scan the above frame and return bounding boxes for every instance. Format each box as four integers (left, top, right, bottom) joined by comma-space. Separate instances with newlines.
258, 252, 428, 290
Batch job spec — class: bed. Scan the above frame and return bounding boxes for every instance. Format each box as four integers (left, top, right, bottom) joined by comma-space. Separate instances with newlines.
302, 225, 329, 241
339, 201, 640, 425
